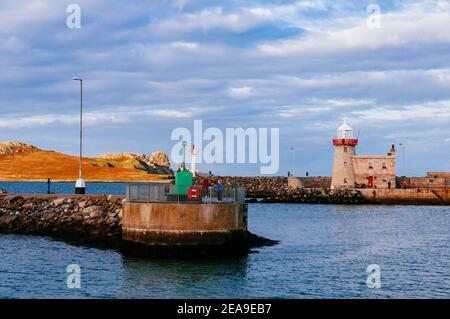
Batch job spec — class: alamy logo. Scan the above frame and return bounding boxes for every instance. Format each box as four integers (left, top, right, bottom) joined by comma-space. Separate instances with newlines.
171, 120, 279, 174
66, 264, 81, 289
66, 4, 81, 29
366, 264, 381, 289
366, 4, 381, 29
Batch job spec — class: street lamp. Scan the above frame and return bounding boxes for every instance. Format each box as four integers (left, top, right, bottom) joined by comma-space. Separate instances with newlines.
73, 77, 85, 194
182, 141, 187, 169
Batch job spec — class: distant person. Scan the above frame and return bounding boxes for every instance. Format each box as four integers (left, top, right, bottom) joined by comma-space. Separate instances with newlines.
402, 180, 407, 189
208, 171, 213, 178
217, 179, 223, 202
306, 171, 309, 177
287, 171, 291, 177
47, 178, 51, 194
201, 177, 211, 202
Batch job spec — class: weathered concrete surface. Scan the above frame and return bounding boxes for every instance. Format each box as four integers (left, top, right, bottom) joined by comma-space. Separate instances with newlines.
359, 188, 450, 205
122, 202, 249, 256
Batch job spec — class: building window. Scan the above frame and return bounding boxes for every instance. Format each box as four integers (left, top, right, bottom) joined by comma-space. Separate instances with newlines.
344, 147, 347, 153
344, 161, 347, 167
369, 162, 373, 169
382, 162, 387, 169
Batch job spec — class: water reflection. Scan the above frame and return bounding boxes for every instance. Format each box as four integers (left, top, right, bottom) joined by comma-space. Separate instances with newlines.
120, 256, 250, 298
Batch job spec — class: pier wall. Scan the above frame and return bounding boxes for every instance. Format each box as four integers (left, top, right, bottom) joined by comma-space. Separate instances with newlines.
0, 195, 123, 245
0, 195, 264, 256
359, 188, 450, 205
195, 176, 331, 197
122, 202, 248, 254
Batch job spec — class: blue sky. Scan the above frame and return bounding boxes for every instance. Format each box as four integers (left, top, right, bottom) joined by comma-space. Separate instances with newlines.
0, 0, 449, 176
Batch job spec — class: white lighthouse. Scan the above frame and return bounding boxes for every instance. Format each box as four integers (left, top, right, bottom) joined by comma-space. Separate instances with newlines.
331, 119, 359, 189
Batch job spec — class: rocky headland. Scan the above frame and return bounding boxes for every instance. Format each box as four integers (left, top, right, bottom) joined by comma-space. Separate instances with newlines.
0, 141, 172, 182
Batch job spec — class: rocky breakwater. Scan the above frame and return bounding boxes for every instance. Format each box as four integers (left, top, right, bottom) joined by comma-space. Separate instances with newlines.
0, 195, 123, 246
194, 176, 288, 197
0, 194, 277, 255
263, 187, 366, 204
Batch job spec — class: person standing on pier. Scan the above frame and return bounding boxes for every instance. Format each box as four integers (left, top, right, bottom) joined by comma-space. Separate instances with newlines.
201, 177, 211, 202
217, 178, 223, 202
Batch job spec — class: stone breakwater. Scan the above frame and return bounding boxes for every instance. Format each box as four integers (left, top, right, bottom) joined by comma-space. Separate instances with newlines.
194, 176, 362, 203
261, 188, 365, 204
0, 195, 123, 247
194, 176, 288, 197
0, 194, 277, 254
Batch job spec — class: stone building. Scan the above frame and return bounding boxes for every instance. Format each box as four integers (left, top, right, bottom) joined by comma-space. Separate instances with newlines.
331, 119, 396, 189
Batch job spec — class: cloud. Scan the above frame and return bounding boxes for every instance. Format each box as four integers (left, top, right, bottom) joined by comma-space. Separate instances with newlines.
0, 107, 201, 129
228, 86, 255, 98
149, 7, 273, 35
171, 41, 198, 49
0, 0, 449, 175
278, 98, 374, 118
352, 100, 450, 122
257, 2, 450, 56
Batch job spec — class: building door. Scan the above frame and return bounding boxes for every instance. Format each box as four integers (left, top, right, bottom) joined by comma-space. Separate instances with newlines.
368, 176, 374, 188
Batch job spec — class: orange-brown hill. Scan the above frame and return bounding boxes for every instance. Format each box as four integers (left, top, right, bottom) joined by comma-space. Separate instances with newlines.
0, 141, 173, 182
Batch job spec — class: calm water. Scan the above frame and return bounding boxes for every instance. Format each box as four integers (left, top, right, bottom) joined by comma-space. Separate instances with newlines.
0, 183, 449, 298
0, 182, 127, 195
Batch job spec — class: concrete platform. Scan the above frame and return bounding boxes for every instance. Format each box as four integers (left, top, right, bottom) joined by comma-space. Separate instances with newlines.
122, 201, 249, 256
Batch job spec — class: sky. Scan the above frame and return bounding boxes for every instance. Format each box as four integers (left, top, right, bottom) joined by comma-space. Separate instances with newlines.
0, 0, 449, 176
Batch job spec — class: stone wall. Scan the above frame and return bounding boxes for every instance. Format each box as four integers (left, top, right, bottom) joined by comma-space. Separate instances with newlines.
194, 176, 288, 197
262, 188, 365, 204
359, 188, 450, 205
195, 176, 332, 197
300, 177, 332, 188
397, 176, 449, 189
0, 195, 123, 246
353, 155, 396, 189
427, 172, 450, 178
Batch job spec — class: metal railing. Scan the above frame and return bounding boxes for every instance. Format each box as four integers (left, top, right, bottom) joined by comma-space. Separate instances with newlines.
126, 183, 245, 203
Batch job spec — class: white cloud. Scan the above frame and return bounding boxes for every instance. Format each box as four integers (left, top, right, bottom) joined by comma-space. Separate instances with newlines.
0, 107, 201, 129
352, 100, 450, 122
228, 86, 255, 98
171, 41, 198, 49
258, 2, 450, 56
278, 98, 374, 118
150, 7, 272, 35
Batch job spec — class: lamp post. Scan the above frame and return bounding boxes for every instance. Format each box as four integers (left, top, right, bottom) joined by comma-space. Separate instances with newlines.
72, 77, 85, 194
182, 141, 187, 170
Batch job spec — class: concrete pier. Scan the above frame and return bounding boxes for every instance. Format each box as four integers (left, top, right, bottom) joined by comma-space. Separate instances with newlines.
359, 188, 450, 205
122, 201, 249, 256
